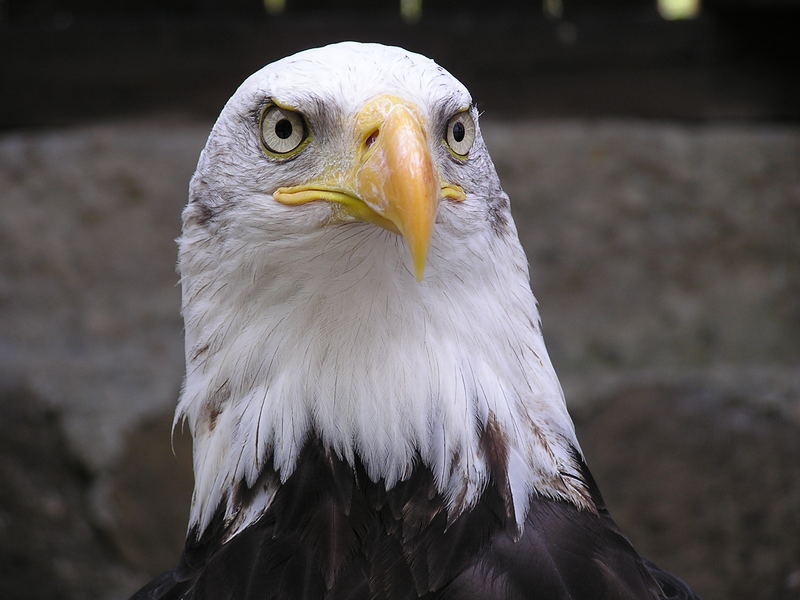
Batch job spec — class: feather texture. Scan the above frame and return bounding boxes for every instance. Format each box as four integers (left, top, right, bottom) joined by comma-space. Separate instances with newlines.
131, 438, 697, 600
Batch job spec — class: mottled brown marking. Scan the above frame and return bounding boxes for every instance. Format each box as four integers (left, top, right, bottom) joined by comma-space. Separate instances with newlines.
203, 379, 229, 432
229, 462, 280, 519
479, 412, 514, 521
448, 449, 461, 477
487, 194, 509, 236
192, 343, 210, 361
186, 201, 215, 227
206, 406, 222, 432
517, 411, 595, 511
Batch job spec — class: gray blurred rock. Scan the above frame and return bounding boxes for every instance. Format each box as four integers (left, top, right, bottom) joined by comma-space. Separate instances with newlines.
1, 118, 798, 600
100, 412, 193, 577
574, 375, 800, 600
0, 119, 204, 471
0, 374, 140, 600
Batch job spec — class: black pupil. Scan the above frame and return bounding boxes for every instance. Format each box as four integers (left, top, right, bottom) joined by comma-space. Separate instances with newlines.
452, 120, 465, 143
275, 118, 293, 140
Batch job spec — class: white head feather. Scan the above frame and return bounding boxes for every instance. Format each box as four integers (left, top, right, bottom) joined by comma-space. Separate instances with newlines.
176, 42, 589, 540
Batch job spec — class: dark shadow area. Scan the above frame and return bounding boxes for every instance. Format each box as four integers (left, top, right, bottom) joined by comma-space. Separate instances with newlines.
1, 0, 799, 130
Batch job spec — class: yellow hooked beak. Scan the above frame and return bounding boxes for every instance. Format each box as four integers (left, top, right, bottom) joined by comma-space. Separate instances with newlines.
273, 94, 465, 280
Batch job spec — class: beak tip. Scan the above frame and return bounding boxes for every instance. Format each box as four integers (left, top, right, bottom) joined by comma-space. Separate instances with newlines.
408, 236, 429, 282
414, 264, 425, 282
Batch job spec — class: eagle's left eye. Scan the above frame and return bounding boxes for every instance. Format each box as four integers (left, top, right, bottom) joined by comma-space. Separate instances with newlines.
260, 103, 310, 157
444, 111, 476, 157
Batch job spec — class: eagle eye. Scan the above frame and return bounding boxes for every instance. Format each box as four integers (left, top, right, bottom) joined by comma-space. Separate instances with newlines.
444, 111, 475, 158
259, 103, 310, 157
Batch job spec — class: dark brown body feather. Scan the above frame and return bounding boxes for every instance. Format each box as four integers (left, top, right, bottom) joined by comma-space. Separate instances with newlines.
131, 437, 698, 600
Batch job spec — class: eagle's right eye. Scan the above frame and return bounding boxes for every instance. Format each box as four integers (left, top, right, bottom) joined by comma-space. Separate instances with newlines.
260, 103, 310, 158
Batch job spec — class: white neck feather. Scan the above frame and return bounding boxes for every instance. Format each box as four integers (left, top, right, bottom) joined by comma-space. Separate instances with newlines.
176, 200, 589, 540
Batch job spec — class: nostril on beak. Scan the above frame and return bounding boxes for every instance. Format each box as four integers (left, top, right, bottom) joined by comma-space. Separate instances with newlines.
365, 130, 379, 149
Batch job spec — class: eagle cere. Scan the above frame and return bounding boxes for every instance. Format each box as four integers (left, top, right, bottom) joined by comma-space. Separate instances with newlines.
131, 42, 699, 600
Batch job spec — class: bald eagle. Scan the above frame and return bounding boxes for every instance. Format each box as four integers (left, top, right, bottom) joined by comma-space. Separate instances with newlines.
131, 42, 699, 600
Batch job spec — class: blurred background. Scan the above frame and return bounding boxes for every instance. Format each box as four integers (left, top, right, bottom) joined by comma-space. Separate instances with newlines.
1, 1, 798, 599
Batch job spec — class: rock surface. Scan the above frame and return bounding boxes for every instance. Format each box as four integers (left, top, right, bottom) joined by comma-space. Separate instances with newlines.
0, 121, 201, 471
0, 375, 140, 600
574, 374, 800, 600
1, 118, 798, 600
